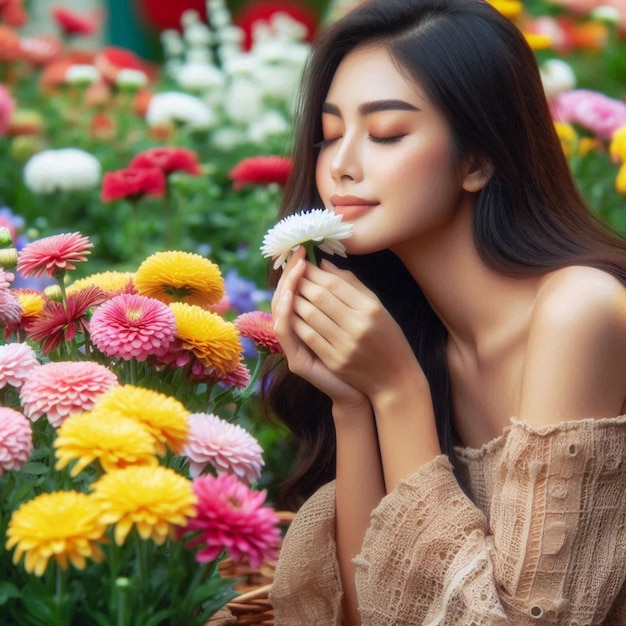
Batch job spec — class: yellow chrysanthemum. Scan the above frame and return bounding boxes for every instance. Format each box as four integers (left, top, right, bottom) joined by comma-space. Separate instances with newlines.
94, 385, 189, 455
135, 251, 225, 309
67, 271, 136, 297
54, 410, 158, 476
170, 302, 242, 375
553, 122, 600, 159
610, 124, 626, 162
15, 291, 45, 317
91, 465, 197, 546
524, 32, 552, 51
488, 0, 522, 19
6, 491, 107, 576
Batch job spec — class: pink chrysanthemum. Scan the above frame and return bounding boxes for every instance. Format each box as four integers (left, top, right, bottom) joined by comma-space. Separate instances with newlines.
207, 361, 251, 390
234, 311, 282, 355
0, 407, 33, 475
0, 343, 39, 389
17, 232, 93, 279
0, 289, 22, 328
20, 361, 119, 427
90, 294, 176, 361
184, 474, 280, 569
27, 286, 104, 354
183, 412, 264, 483
0, 269, 14, 289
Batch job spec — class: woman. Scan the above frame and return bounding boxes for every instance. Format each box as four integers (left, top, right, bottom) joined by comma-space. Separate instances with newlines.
263, 0, 626, 623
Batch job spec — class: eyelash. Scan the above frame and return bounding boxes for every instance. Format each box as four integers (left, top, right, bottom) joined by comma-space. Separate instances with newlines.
314, 135, 404, 148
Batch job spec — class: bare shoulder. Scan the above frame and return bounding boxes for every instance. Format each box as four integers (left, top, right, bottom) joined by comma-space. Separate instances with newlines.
534, 265, 625, 325
518, 266, 626, 425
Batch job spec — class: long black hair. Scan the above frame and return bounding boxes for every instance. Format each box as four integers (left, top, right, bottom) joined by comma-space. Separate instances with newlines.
262, 0, 626, 508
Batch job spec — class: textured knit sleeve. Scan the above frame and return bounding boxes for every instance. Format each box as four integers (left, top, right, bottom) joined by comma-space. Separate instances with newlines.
271, 416, 626, 625
356, 415, 626, 625
270, 481, 344, 625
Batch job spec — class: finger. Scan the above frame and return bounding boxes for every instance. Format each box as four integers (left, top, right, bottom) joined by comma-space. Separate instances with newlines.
319, 259, 377, 294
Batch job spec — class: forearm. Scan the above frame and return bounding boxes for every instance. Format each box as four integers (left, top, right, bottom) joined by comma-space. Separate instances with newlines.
333, 402, 385, 626
371, 371, 441, 492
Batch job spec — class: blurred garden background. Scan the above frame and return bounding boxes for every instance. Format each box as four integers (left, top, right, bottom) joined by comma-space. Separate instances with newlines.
1, 0, 626, 506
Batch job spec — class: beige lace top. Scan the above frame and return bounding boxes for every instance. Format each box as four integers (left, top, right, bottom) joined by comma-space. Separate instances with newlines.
270, 416, 626, 625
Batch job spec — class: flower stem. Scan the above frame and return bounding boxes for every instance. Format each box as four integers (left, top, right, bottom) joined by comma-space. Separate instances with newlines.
304, 242, 317, 265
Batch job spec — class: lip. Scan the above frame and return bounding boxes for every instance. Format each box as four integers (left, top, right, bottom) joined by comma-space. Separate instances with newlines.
330, 194, 379, 221
330, 194, 378, 207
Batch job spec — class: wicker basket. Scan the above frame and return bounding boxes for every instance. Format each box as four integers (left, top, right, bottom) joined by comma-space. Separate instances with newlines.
219, 511, 295, 625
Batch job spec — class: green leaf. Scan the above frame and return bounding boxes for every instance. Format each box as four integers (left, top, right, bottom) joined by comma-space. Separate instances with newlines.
0, 581, 21, 606
21, 462, 50, 476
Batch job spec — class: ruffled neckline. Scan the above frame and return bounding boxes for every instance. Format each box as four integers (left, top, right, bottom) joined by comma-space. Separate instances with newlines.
454, 414, 626, 461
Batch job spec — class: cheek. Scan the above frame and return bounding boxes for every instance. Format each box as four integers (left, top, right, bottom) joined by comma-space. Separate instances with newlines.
315, 155, 332, 200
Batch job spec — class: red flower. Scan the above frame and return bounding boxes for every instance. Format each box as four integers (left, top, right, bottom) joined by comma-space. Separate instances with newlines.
94, 46, 154, 84
233, 0, 319, 51
229, 155, 292, 191
17, 232, 93, 279
138, 0, 206, 31
130, 147, 202, 176
1, 0, 27, 29
101, 167, 166, 202
51, 6, 97, 37
27, 286, 105, 354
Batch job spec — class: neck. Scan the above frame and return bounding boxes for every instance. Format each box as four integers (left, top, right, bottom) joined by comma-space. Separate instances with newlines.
393, 200, 543, 361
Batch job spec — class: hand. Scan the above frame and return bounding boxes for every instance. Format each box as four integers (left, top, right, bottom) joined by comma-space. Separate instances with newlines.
288, 255, 427, 405
272, 247, 369, 414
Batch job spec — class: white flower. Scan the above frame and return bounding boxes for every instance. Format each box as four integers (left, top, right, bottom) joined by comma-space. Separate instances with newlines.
211, 126, 247, 151
183, 412, 264, 483
176, 62, 225, 92
23, 149, 101, 194
248, 110, 290, 144
540, 59, 576, 99
161, 29, 185, 57
146, 91, 216, 130
183, 22, 213, 47
65, 64, 100, 86
116, 69, 148, 89
591, 6, 621, 25
224, 79, 264, 125
261, 209, 353, 270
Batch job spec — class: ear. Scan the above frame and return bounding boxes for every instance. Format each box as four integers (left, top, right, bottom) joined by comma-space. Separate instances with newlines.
461, 155, 493, 193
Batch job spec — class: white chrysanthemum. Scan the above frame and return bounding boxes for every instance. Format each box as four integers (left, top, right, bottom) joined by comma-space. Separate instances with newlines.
183, 22, 213, 47
540, 59, 576, 99
161, 29, 185, 57
211, 126, 247, 151
248, 110, 290, 145
218, 25, 244, 46
591, 6, 621, 24
116, 69, 148, 89
176, 62, 225, 92
255, 64, 301, 101
185, 48, 212, 66
23, 149, 101, 195
146, 91, 216, 130
65, 64, 100, 85
224, 79, 264, 125
261, 209, 353, 270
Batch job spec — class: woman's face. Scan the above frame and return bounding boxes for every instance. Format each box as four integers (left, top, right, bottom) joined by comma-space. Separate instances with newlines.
315, 44, 469, 257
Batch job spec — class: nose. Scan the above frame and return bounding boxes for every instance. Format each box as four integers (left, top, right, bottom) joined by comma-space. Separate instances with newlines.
329, 135, 363, 182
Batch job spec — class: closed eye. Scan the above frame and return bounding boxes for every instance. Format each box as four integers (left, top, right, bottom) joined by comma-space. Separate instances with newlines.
314, 138, 340, 149
369, 135, 404, 144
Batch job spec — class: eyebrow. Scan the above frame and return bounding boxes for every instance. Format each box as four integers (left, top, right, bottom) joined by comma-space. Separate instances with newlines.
322, 99, 419, 117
